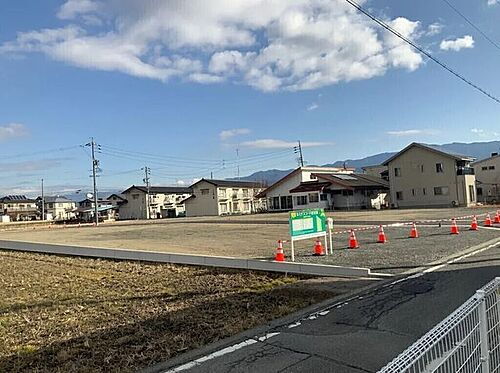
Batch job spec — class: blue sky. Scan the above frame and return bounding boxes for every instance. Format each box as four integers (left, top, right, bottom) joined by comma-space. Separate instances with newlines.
0, 0, 499, 196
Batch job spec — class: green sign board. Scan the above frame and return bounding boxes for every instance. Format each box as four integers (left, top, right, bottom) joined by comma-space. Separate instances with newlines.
289, 208, 327, 239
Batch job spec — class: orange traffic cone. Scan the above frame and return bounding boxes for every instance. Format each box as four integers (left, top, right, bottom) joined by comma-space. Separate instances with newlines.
494, 211, 500, 224
313, 239, 325, 256
409, 222, 419, 238
485, 214, 493, 227
450, 218, 459, 235
377, 225, 388, 243
274, 240, 285, 262
348, 230, 359, 249
470, 216, 478, 231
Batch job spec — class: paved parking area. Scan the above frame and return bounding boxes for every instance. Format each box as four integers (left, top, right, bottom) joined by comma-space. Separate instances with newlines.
296, 226, 500, 274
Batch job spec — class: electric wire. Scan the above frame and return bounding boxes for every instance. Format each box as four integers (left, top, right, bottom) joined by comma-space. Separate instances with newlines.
440, 0, 500, 51
344, 0, 500, 105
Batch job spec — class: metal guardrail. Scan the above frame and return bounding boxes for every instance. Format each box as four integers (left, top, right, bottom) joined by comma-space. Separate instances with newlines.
380, 277, 500, 373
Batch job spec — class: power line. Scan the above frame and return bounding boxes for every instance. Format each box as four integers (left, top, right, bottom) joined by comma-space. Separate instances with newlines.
344, 0, 500, 105
440, 0, 500, 51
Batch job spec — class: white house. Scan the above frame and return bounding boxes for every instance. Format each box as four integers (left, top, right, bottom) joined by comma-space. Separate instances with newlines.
184, 179, 266, 217
472, 152, 500, 203
0, 195, 38, 221
257, 166, 389, 211
38, 196, 76, 221
118, 186, 192, 219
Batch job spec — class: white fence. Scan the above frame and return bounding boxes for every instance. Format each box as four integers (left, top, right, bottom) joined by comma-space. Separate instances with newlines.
380, 277, 500, 373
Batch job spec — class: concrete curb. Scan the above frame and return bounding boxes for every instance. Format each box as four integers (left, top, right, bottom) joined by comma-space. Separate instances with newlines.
0, 240, 374, 278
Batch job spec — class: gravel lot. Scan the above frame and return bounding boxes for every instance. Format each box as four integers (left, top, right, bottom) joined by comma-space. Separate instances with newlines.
0, 250, 346, 373
296, 226, 500, 274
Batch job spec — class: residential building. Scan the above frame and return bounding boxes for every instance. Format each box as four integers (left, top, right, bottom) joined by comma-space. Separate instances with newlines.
37, 196, 76, 221
362, 165, 389, 181
107, 194, 128, 208
472, 152, 500, 203
0, 195, 38, 221
257, 167, 389, 211
383, 142, 476, 208
184, 179, 266, 217
76, 198, 117, 222
118, 186, 192, 220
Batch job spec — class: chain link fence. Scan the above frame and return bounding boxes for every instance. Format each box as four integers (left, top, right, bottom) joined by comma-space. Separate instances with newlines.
380, 277, 500, 373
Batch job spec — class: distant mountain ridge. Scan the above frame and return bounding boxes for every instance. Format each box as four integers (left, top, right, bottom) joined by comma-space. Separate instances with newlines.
240, 140, 500, 185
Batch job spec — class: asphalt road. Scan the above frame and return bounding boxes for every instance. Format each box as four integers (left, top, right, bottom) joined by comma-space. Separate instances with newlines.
160, 240, 500, 373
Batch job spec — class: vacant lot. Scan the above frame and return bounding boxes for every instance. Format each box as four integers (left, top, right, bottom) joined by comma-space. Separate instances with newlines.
298, 226, 500, 274
0, 207, 496, 255
0, 250, 345, 373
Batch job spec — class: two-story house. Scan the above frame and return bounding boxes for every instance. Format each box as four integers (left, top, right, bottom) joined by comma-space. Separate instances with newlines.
37, 196, 76, 221
118, 186, 192, 219
383, 143, 476, 208
184, 179, 265, 217
0, 195, 38, 221
472, 152, 500, 203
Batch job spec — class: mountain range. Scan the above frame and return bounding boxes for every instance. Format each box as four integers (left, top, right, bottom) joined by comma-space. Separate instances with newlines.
240, 140, 500, 185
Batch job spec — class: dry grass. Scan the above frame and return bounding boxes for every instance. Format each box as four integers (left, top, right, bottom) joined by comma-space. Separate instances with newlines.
0, 250, 335, 373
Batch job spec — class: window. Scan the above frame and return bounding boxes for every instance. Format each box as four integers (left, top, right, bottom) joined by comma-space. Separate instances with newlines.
309, 193, 319, 203
271, 197, 280, 209
396, 191, 403, 200
320, 193, 328, 201
200, 189, 209, 195
132, 194, 139, 200
489, 166, 495, 170
411, 189, 416, 196
482, 166, 488, 171
219, 203, 227, 213
423, 188, 426, 195
242, 189, 249, 197
58, 203, 63, 207
469, 185, 475, 202
394, 167, 402, 177
477, 187, 483, 196
420, 164, 424, 173
296, 195, 308, 205
342, 190, 354, 196
243, 202, 250, 211
218, 188, 226, 198
434, 186, 449, 196
436, 163, 444, 173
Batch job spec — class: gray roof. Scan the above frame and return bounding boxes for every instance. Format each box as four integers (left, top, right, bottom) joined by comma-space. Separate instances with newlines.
41, 196, 75, 203
192, 178, 264, 188
471, 153, 500, 165
383, 142, 475, 166
122, 185, 193, 195
0, 195, 35, 203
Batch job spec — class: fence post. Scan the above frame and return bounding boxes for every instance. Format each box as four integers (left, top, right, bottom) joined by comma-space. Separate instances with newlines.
476, 290, 490, 373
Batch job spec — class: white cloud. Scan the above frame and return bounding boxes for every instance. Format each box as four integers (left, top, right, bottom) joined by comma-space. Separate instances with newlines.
241, 139, 328, 149
487, 0, 499, 6
176, 180, 186, 185
0, 0, 427, 91
307, 102, 319, 111
471, 128, 484, 134
0, 123, 29, 142
440, 35, 474, 51
57, 0, 102, 20
426, 23, 443, 36
219, 128, 251, 141
386, 129, 436, 137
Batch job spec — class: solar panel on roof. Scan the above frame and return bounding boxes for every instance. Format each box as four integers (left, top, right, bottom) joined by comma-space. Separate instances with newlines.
334, 174, 357, 180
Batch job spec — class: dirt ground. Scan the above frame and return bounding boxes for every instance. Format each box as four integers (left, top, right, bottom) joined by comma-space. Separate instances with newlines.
0, 250, 356, 373
0, 207, 497, 265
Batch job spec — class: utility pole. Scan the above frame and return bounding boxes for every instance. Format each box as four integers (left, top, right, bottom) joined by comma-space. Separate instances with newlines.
294, 141, 304, 167
86, 138, 100, 226
236, 148, 240, 180
41, 178, 45, 220
142, 166, 151, 219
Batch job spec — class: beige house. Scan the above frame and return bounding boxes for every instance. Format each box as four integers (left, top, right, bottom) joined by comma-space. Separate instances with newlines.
38, 196, 76, 221
0, 195, 38, 221
257, 166, 389, 211
383, 143, 476, 208
118, 186, 192, 219
472, 152, 500, 203
184, 179, 266, 217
